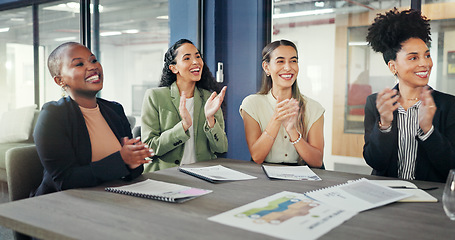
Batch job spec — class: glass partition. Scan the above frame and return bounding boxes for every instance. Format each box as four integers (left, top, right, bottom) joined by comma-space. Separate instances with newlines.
97, 0, 169, 118
39, 0, 80, 105
0, 7, 34, 113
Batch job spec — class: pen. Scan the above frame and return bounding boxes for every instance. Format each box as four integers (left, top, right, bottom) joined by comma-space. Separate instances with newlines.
390, 186, 438, 190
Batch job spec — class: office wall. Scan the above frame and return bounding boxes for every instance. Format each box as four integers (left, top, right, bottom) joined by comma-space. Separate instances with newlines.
169, 0, 199, 46
203, 0, 268, 161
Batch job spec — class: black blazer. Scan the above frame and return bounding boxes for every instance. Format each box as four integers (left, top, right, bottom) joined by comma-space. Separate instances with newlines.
363, 87, 455, 182
32, 97, 143, 196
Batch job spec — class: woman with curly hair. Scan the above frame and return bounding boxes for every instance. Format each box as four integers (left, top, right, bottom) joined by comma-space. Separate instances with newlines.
141, 39, 228, 172
239, 40, 325, 168
363, 8, 455, 182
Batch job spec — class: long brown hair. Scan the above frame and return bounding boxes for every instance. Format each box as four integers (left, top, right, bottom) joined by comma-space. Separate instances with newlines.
259, 40, 307, 137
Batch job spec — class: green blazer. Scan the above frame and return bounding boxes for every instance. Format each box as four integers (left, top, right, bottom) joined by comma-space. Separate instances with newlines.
141, 82, 228, 172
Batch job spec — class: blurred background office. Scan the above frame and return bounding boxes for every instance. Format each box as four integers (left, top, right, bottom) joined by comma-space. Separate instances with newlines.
0, 0, 454, 174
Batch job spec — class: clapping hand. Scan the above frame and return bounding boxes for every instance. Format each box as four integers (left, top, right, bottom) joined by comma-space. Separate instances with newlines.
273, 96, 299, 132
376, 88, 400, 128
419, 86, 436, 133
120, 137, 155, 169
281, 99, 299, 132
204, 86, 227, 128
179, 91, 193, 131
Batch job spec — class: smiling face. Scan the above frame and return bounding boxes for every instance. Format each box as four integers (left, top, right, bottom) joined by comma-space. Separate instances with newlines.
262, 45, 299, 90
388, 37, 433, 89
55, 44, 103, 99
169, 43, 204, 84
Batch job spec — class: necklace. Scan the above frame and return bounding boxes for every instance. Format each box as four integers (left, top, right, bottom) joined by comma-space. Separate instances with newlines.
398, 93, 419, 101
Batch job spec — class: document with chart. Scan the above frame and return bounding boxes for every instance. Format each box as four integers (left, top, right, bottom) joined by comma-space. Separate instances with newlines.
208, 191, 356, 240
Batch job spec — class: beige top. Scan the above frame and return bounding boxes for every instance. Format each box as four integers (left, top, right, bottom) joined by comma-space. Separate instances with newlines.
239, 90, 325, 164
80, 105, 122, 162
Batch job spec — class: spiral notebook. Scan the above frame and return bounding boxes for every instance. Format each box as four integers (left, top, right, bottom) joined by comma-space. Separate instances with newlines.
178, 165, 257, 183
105, 179, 212, 203
304, 178, 412, 212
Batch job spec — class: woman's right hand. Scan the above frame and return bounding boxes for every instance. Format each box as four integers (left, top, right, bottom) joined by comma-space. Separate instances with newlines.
179, 91, 193, 131
273, 97, 299, 129
281, 98, 300, 133
376, 88, 399, 128
120, 137, 155, 169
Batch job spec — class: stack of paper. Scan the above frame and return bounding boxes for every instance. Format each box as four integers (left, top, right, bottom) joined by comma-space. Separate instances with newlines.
261, 165, 322, 181
179, 165, 257, 183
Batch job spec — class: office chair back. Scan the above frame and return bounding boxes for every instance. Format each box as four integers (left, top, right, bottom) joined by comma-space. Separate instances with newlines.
6, 145, 43, 201
5, 145, 43, 240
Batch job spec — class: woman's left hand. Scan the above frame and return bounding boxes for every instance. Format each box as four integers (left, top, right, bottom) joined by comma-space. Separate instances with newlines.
281, 98, 299, 133
120, 137, 155, 169
419, 86, 437, 133
204, 86, 227, 128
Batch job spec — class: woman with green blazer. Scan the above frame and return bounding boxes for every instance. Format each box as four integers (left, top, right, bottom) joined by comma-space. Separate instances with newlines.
141, 39, 228, 172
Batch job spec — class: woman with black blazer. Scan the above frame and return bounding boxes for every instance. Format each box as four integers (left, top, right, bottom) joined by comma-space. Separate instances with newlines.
363, 8, 455, 183
32, 42, 154, 196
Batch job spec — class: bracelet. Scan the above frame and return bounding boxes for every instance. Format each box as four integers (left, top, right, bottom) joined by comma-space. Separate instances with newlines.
378, 121, 391, 130
290, 131, 302, 145
263, 129, 275, 140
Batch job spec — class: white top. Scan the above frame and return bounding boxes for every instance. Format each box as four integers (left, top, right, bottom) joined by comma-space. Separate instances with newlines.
396, 101, 433, 180
239, 90, 325, 164
181, 97, 196, 165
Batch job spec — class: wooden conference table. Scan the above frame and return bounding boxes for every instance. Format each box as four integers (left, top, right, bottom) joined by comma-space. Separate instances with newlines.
0, 158, 453, 240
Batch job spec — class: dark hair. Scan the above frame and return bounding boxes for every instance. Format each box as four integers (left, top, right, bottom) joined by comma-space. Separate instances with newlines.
47, 42, 82, 77
159, 39, 220, 93
366, 8, 431, 64
259, 39, 307, 137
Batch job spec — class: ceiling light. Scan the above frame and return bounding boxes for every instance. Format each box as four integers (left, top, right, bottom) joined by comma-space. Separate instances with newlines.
44, 2, 103, 13
55, 36, 77, 42
0, 28, 10, 32
66, 2, 78, 9
123, 29, 139, 34
274, 7, 281, 14
157, 15, 168, 20
315, 2, 325, 7
348, 42, 368, 46
100, 31, 122, 37
273, 9, 334, 19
